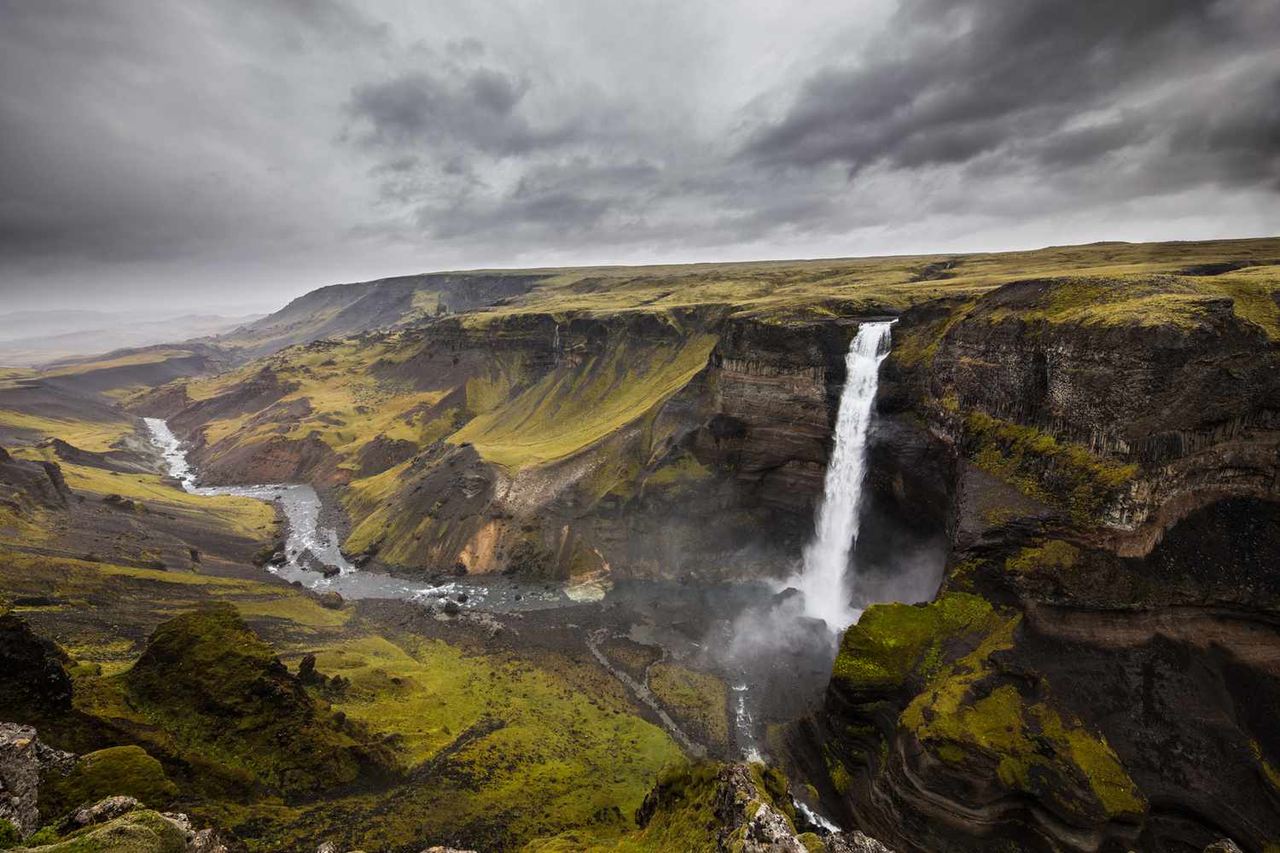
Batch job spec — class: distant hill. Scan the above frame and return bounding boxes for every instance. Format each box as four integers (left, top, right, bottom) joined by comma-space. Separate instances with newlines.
0, 310, 264, 367
212, 270, 548, 358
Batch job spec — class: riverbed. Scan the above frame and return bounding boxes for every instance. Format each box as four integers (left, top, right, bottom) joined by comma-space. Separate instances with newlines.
142, 417, 568, 611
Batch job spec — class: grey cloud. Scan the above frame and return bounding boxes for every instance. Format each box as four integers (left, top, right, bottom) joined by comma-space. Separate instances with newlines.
744, 0, 1280, 192
347, 63, 574, 157
0, 0, 1276, 313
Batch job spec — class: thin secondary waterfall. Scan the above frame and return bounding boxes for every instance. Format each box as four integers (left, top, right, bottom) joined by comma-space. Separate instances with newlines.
793, 320, 894, 631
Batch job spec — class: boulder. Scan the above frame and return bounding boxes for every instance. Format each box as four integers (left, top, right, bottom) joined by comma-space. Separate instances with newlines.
317, 591, 344, 610
42, 745, 177, 820
0, 723, 75, 837
64, 795, 141, 831
825, 832, 896, 852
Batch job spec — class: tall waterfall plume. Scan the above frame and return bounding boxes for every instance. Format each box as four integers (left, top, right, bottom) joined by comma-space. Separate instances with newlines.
792, 320, 893, 631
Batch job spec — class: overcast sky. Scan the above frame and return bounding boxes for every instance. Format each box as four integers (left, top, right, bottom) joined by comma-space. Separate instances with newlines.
1, 0, 1277, 313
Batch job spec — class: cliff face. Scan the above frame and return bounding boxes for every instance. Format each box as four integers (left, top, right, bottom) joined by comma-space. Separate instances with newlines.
142, 310, 860, 582
811, 276, 1280, 852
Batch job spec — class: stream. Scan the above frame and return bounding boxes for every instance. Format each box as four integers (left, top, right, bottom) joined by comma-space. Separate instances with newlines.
142, 417, 566, 611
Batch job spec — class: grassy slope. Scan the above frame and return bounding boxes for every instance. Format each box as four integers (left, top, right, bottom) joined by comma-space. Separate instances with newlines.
452, 334, 716, 470
1, 551, 683, 851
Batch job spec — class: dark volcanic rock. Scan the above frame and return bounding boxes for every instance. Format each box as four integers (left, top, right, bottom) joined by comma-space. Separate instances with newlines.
0, 602, 75, 722
800, 278, 1280, 852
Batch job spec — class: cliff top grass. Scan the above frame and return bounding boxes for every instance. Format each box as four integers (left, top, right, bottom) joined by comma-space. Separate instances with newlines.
980, 274, 1269, 331
14, 450, 277, 543
39, 348, 202, 380
0, 410, 133, 454
454, 236, 1280, 325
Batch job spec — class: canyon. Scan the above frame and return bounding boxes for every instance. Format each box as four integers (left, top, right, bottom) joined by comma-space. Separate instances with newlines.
0, 237, 1277, 851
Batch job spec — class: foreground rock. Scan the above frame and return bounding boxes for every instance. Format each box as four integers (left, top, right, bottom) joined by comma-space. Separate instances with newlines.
631, 762, 892, 853
0, 723, 74, 837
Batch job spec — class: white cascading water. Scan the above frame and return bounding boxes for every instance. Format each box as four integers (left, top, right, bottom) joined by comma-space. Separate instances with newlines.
792, 320, 894, 631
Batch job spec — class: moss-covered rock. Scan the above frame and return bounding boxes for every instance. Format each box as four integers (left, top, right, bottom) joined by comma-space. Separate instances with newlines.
0, 818, 20, 849
963, 411, 1136, 523
123, 603, 392, 800
39, 748, 177, 822
17, 809, 187, 853
830, 593, 1002, 695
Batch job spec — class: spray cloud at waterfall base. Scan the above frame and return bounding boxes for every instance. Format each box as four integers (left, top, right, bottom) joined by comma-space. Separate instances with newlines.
714, 321, 902, 759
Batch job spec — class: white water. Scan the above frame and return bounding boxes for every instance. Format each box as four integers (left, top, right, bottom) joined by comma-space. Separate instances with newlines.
731, 683, 763, 762
791, 321, 893, 631
142, 417, 562, 609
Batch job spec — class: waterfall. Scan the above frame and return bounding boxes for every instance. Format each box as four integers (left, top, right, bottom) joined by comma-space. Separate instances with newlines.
792, 320, 893, 631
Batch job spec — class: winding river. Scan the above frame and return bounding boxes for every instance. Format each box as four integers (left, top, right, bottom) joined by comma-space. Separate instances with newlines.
142, 417, 564, 610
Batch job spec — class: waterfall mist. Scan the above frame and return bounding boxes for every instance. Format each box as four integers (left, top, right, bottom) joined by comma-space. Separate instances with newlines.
707, 321, 899, 761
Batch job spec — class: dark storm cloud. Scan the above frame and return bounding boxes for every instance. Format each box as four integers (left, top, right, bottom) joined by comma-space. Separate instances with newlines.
745, 0, 1280, 193
0, 0, 1277, 312
348, 65, 573, 157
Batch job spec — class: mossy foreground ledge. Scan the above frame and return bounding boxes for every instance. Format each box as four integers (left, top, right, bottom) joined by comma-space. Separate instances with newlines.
122, 603, 394, 801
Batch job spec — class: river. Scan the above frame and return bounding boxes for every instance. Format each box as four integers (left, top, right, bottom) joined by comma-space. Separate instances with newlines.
142, 417, 566, 611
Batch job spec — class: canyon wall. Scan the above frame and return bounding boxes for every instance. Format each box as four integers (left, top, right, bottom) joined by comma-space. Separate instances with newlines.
803, 277, 1280, 852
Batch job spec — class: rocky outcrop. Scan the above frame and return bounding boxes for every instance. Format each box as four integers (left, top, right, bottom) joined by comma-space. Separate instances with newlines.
124, 604, 395, 801
0, 723, 74, 838
0, 448, 71, 515
0, 602, 74, 724
635, 762, 894, 853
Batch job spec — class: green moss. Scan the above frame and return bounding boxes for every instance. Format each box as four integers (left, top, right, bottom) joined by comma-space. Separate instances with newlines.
831, 593, 1002, 691
647, 664, 730, 751
899, 612, 1146, 821
798, 832, 825, 852
123, 604, 385, 800
523, 762, 718, 853
22, 827, 59, 847
40, 747, 177, 820
965, 411, 1137, 522
21, 809, 187, 853
450, 335, 716, 470
1252, 741, 1280, 793
1005, 540, 1081, 575
0, 819, 19, 850
643, 453, 712, 494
